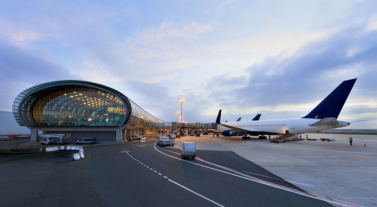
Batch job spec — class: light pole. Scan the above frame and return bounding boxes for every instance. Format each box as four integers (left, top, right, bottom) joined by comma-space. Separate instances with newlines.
179, 98, 184, 123
176, 111, 180, 123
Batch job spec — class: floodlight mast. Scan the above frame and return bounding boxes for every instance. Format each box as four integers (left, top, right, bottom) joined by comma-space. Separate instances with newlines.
176, 111, 180, 123
179, 98, 184, 123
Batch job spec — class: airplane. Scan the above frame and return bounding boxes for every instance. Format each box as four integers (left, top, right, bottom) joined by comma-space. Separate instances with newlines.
236, 114, 262, 122
215, 79, 356, 140
215, 114, 262, 136
252, 114, 261, 121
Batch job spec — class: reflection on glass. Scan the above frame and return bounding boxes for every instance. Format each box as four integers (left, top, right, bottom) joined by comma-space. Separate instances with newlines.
32, 87, 126, 127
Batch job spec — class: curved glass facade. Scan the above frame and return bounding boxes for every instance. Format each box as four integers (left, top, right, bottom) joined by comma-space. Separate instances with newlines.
32, 87, 126, 127
12, 80, 170, 129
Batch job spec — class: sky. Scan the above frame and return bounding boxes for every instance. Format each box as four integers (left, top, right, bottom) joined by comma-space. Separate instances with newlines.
0, 0, 376, 128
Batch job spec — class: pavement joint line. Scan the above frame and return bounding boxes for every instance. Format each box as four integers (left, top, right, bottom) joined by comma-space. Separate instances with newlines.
157, 144, 361, 207
171, 144, 313, 186
122, 147, 225, 206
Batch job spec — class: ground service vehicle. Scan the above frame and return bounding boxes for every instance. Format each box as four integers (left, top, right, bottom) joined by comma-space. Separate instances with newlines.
181, 142, 196, 159
76, 138, 97, 144
156, 137, 174, 146
40, 134, 70, 145
132, 135, 141, 140
41, 137, 60, 145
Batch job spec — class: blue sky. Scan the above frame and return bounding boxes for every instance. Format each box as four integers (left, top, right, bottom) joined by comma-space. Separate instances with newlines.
0, 0, 376, 128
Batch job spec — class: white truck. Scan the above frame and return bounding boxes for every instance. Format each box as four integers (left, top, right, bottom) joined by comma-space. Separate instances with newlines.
40, 134, 68, 145
181, 142, 196, 159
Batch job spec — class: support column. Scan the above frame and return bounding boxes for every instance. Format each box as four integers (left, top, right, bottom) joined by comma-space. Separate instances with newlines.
116, 128, 123, 142
30, 128, 38, 142
122, 129, 126, 142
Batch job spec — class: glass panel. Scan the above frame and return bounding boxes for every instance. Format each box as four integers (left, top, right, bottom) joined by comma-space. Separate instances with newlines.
31, 87, 126, 127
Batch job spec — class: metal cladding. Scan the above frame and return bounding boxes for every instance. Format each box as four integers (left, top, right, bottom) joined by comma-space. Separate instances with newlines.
12, 80, 168, 129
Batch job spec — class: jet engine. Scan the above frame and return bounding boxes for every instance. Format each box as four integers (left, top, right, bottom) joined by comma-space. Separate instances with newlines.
222, 129, 232, 136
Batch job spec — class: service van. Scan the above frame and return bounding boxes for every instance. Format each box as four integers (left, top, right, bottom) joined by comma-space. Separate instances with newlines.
76, 138, 97, 144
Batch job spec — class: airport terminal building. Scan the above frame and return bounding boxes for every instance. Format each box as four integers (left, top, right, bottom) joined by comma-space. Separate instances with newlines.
12, 80, 170, 142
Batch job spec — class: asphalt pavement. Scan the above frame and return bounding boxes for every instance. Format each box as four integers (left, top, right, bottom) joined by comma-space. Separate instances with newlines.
0, 140, 333, 207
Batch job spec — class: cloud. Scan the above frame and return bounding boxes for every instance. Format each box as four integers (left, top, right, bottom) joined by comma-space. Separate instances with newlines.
366, 21, 377, 31
0, 19, 42, 46
0, 43, 78, 111
132, 21, 214, 45
214, 0, 238, 10
78, 20, 215, 83
202, 25, 377, 121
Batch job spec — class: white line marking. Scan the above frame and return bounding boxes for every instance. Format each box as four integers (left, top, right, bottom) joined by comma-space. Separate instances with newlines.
154, 170, 157, 173
287, 180, 315, 188
154, 144, 360, 207
158, 173, 162, 175
163, 176, 168, 178
168, 179, 225, 207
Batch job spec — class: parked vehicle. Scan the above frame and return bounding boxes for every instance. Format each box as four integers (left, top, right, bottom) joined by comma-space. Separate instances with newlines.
76, 138, 97, 144
131, 135, 141, 140
156, 137, 175, 146
41, 137, 61, 145
40, 134, 70, 145
181, 142, 196, 159
270, 138, 285, 143
141, 135, 147, 140
203, 132, 208, 135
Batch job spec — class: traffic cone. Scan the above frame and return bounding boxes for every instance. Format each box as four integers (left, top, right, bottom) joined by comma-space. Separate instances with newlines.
364, 143, 366, 147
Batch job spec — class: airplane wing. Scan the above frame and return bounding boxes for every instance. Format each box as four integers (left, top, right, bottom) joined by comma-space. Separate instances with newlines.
217, 123, 244, 132
309, 117, 339, 126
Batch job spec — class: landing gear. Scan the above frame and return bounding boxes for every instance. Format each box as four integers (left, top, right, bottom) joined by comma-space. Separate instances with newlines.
242, 136, 250, 140
259, 136, 267, 139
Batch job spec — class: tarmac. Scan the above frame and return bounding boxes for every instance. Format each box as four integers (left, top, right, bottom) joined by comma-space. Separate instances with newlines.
0, 133, 375, 207
176, 133, 377, 207
0, 138, 333, 207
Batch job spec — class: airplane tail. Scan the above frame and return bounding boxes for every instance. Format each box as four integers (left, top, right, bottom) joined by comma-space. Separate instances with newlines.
252, 114, 261, 121
216, 110, 222, 124
303, 79, 356, 119
236, 117, 241, 121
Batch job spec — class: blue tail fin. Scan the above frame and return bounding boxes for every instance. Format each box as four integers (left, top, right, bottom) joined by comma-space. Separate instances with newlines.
236, 117, 241, 121
252, 114, 261, 121
216, 110, 222, 124
303, 79, 356, 119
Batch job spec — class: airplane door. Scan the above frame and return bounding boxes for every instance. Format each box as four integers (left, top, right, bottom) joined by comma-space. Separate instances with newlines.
290, 122, 295, 129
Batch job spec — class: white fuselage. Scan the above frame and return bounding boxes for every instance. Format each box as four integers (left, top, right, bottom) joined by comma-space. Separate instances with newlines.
216, 118, 349, 135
